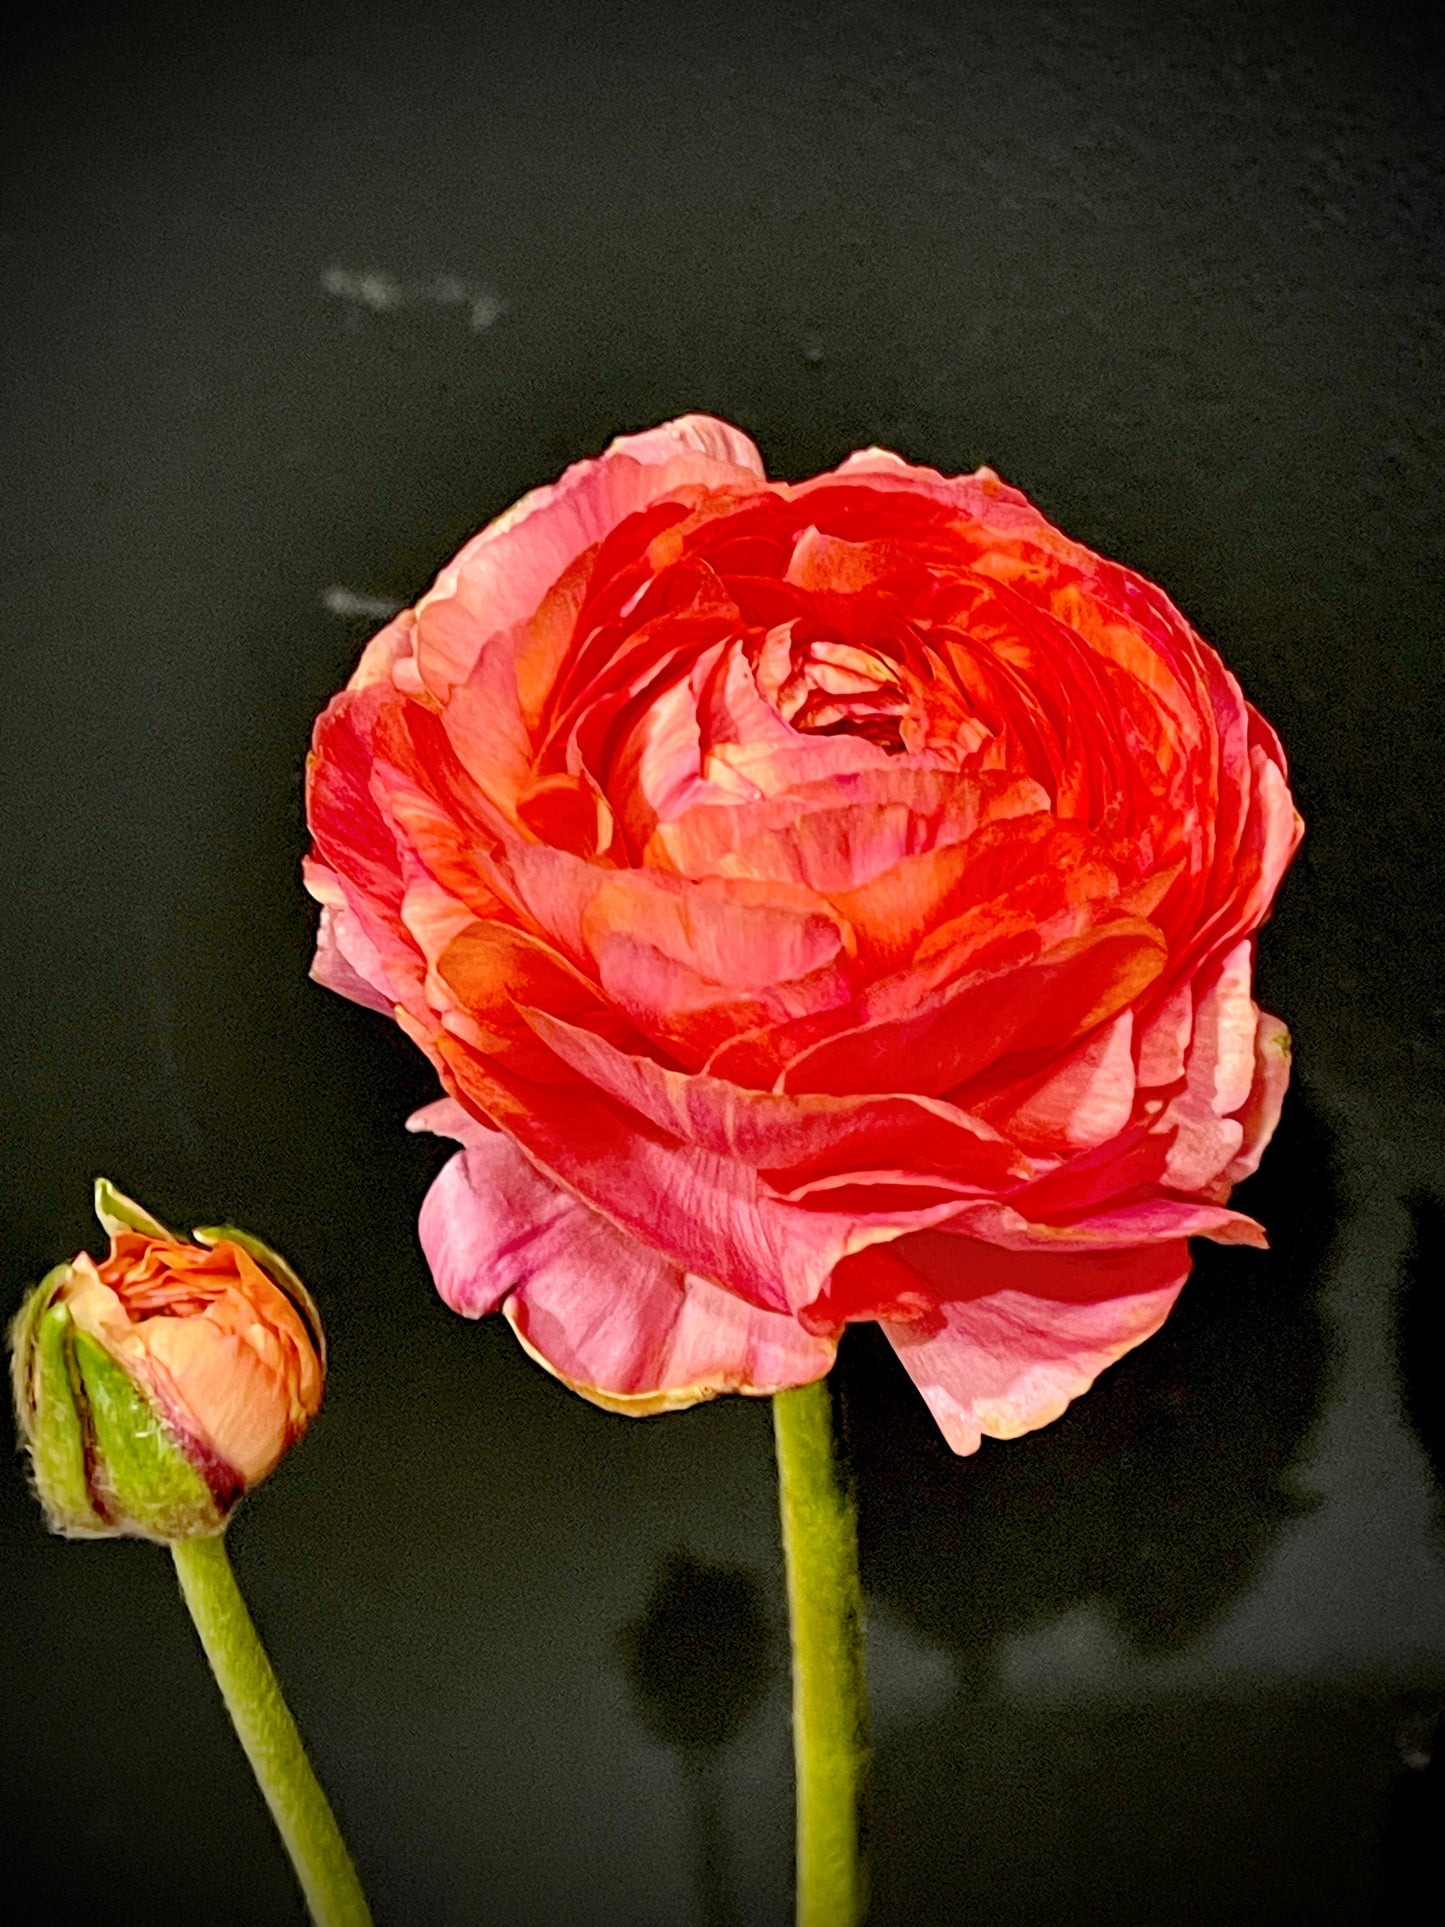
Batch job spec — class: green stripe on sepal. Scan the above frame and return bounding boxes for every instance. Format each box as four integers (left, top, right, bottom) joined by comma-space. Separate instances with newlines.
71, 1331, 224, 1542
93, 1178, 176, 1242
14, 1274, 109, 1536
8, 1261, 70, 1408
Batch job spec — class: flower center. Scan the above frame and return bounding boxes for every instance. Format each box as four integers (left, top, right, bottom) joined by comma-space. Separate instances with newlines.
757, 623, 910, 752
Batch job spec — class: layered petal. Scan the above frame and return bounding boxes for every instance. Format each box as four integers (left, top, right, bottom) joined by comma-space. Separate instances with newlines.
413, 415, 768, 697
424, 1035, 969, 1318
880, 1237, 1192, 1452
517, 1003, 1033, 1190
412, 1104, 834, 1411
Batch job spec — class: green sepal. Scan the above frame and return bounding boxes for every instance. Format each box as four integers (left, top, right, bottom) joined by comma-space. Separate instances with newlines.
71, 1331, 222, 1542
193, 1223, 327, 1369
94, 1179, 175, 1243
8, 1261, 69, 1389
11, 1269, 109, 1536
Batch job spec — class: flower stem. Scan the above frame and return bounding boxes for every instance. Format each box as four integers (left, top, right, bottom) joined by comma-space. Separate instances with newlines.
170, 1534, 372, 1927
773, 1376, 869, 1927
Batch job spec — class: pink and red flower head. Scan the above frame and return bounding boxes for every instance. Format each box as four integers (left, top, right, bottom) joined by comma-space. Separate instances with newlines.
305, 415, 1300, 1452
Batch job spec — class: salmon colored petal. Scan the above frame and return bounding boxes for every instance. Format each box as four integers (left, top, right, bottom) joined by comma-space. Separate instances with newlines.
649, 767, 1046, 887
601, 640, 729, 839
579, 869, 855, 1063
823, 805, 1109, 977
1224, 1010, 1292, 1185
1161, 767, 1297, 993
587, 937, 809, 1068
139, 1318, 293, 1486
422, 585, 583, 811
976, 1011, 1138, 1156
881, 1238, 1192, 1452
583, 870, 849, 992
412, 1104, 835, 1408
306, 686, 409, 918
305, 864, 403, 1016
344, 608, 421, 692
773, 914, 1167, 1098
411, 416, 767, 697
507, 1268, 836, 1415
518, 1002, 1033, 1190
433, 919, 652, 1076
699, 639, 910, 797
424, 1038, 967, 1317
1158, 941, 1260, 1193
1135, 979, 1195, 1087
940, 1195, 1266, 1251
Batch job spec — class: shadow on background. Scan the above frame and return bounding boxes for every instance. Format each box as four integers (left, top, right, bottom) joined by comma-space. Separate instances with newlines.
838, 1082, 1362, 1925
841, 1079, 1339, 1677
620, 1553, 776, 1927
1374, 1188, 1445, 1916
1396, 1188, 1445, 1513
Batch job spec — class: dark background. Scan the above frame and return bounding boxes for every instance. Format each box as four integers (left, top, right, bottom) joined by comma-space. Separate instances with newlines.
4, 3, 1443, 1921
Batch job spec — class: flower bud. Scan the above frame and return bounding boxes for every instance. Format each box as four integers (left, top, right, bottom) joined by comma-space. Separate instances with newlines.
10, 1181, 325, 1541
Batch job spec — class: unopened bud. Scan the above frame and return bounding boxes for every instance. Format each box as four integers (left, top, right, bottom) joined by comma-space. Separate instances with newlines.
11, 1182, 325, 1542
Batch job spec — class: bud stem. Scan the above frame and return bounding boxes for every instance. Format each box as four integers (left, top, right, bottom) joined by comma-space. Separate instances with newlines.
170, 1535, 372, 1927
773, 1376, 870, 1927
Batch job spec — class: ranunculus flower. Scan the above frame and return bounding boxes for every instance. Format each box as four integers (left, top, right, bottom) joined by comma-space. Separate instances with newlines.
304, 415, 1300, 1452
12, 1181, 325, 1538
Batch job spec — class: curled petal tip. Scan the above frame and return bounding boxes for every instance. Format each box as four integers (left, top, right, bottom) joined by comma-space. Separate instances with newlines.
93, 1177, 174, 1242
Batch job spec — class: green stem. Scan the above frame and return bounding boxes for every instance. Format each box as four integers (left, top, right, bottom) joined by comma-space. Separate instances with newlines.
171, 1535, 372, 1927
773, 1376, 869, 1927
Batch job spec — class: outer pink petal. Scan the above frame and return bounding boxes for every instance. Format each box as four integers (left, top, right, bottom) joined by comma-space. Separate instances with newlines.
415, 1136, 527, 1317
412, 416, 767, 696
303, 857, 424, 1015
989, 1010, 1138, 1155
305, 863, 399, 1016
509, 1255, 835, 1414
882, 1240, 1192, 1453
765, 913, 1168, 1098
1223, 1009, 1292, 1184
425, 1038, 969, 1316
518, 1002, 1033, 1189
940, 1195, 1265, 1251
1158, 940, 1259, 1193
608, 415, 767, 474
411, 1104, 833, 1411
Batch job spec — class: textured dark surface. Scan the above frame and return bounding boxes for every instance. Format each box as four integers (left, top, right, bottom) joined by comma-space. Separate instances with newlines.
3, 3, 1443, 1921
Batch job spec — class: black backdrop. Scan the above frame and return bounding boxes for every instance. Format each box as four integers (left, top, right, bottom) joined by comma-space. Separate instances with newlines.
4, 4, 1443, 1922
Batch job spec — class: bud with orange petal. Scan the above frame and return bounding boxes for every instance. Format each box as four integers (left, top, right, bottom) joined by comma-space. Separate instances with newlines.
11, 1180, 324, 1541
